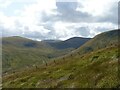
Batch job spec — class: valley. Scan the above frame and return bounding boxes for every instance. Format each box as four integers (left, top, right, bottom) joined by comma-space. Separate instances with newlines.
2, 30, 119, 88
2, 36, 90, 73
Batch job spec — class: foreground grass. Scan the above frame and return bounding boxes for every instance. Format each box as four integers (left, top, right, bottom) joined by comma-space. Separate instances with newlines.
3, 46, 119, 88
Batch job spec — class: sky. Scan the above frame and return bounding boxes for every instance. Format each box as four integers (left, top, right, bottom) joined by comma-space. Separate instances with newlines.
0, 0, 119, 40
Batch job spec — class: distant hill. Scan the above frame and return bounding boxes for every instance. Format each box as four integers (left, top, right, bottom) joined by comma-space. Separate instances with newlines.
43, 37, 91, 49
2, 36, 49, 72
3, 29, 119, 88
2, 36, 89, 72
2, 36, 50, 48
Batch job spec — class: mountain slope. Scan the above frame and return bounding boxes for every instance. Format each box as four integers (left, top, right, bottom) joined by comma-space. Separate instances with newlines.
72, 30, 119, 56
3, 30, 119, 88
2, 36, 70, 72
2, 36, 89, 72
2, 36, 69, 72
2, 36, 51, 48
43, 37, 91, 49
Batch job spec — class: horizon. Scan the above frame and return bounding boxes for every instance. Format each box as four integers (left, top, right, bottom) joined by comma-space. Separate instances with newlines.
2, 29, 118, 41
2, 35, 91, 41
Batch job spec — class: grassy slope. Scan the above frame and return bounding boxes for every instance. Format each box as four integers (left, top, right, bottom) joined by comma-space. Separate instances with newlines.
72, 30, 119, 55
2, 36, 73, 72
2, 30, 119, 88
3, 46, 119, 88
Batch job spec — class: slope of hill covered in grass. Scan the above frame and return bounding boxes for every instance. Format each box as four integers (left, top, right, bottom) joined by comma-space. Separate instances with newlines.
2, 30, 119, 88
2, 36, 90, 72
71, 30, 119, 56
2, 36, 70, 72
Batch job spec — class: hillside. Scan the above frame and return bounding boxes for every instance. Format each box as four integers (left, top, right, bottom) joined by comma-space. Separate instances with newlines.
2, 36, 70, 72
43, 37, 90, 49
71, 29, 119, 56
2, 36, 51, 48
2, 30, 119, 88
2, 36, 89, 72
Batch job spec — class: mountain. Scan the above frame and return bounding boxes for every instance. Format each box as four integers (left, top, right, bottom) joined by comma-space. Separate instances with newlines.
2, 36, 49, 72
2, 36, 51, 48
3, 29, 119, 88
43, 37, 91, 49
72, 29, 119, 56
2, 36, 90, 72
2, 36, 69, 72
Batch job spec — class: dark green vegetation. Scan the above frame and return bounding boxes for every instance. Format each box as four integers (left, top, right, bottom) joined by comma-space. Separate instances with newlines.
2, 30, 119, 88
43, 37, 90, 49
2, 36, 90, 72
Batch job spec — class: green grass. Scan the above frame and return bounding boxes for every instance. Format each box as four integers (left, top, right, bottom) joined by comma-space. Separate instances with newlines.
73, 30, 118, 56
2, 30, 119, 88
2, 36, 74, 72
3, 46, 119, 88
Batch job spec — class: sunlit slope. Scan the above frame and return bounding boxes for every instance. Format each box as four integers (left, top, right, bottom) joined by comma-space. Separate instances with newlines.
3, 46, 118, 88
73, 30, 119, 56
2, 36, 73, 72
3, 30, 119, 88
2, 36, 90, 72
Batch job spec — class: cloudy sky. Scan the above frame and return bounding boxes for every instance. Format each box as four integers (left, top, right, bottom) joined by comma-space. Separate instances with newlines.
0, 0, 119, 40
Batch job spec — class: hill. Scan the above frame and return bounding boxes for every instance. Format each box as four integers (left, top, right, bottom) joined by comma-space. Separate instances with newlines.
2, 29, 119, 88
71, 29, 119, 56
43, 37, 90, 49
2, 36, 90, 72
2, 36, 70, 72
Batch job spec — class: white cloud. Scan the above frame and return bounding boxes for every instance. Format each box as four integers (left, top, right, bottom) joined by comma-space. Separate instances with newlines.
49, 21, 117, 40
0, 12, 16, 29
77, 0, 119, 16
0, 0, 118, 40
12, 0, 57, 31
0, 0, 12, 8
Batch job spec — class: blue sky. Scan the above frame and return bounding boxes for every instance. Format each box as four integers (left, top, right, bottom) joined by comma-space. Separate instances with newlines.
0, 0, 118, 40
